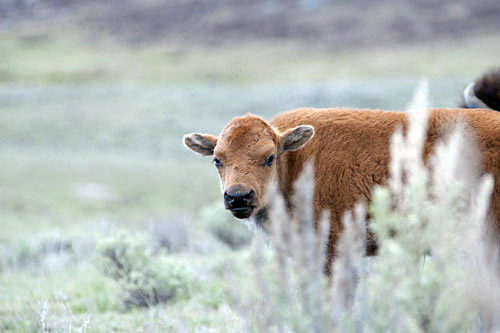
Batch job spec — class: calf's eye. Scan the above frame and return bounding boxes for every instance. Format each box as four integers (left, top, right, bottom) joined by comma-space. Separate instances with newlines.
264, 154, 275, 166
213, 157, 222, 167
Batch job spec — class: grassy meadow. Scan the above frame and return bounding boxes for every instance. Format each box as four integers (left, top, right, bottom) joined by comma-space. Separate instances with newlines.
1, 28, 500, 331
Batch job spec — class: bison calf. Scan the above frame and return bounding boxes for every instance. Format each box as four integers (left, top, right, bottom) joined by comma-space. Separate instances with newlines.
184, 107, 500, 268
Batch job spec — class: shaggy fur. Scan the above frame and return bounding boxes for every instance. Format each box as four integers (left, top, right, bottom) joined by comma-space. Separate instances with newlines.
184, 107, 500, 271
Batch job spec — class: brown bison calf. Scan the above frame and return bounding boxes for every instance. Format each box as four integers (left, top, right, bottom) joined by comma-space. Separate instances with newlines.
184, 107, 500, 267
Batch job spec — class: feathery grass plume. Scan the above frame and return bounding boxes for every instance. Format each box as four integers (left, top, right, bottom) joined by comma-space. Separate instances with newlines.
405, 80, 429, 179
289, 162, 331, 333
463, 172, 500, 332
330, 203, 367, 331
248, 161, 331, 333
250, 235, 280, 332
466, 176, 500, 332
389, 80, 430, 208
40, 299, 49, 333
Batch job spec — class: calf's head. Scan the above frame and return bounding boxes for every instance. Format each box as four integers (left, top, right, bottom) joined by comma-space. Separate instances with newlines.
183, 114, 314, 219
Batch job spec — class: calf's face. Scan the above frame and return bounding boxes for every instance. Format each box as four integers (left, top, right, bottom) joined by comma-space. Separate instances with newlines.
184, 115, 314, 219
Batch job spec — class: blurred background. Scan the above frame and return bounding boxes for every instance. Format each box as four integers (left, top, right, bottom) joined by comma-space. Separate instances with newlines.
0, 0, 499, 330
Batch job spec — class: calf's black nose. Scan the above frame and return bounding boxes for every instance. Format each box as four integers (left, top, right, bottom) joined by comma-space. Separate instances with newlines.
224, 189, 255, 206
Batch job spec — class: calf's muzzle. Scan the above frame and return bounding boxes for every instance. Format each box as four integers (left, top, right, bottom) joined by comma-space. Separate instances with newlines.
224, 185, 256, 219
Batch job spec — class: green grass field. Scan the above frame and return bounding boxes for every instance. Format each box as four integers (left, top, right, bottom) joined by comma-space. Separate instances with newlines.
1, 29, 500, 331
2, 30, 500, 83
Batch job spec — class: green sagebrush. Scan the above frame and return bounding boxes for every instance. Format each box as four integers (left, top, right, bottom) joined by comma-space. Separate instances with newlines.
94, 231, 190, 308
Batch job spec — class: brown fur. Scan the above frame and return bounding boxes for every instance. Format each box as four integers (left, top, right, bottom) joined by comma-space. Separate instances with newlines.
184, 107, 500, 272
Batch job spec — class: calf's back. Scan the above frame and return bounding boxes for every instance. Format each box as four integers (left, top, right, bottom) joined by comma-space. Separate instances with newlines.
271, 107, 500, 258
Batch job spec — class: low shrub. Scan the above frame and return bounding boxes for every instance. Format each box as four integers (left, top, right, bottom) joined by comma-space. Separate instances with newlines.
149, 213, 191, 253
200, 201, 254, 249
94, 231, 190, 308
0, 235, 81, 273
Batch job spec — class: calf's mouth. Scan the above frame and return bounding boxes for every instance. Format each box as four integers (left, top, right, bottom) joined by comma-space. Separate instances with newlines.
229, 206, 254, 219
223, 185, 256, 219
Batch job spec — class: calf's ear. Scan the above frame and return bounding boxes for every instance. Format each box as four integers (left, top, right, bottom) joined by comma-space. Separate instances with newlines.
279, 125, 315, 152
183, 133, 218, 156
